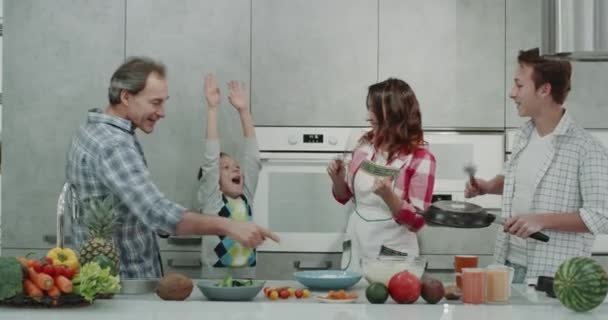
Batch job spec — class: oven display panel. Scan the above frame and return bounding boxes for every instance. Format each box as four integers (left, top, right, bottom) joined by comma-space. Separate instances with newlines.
303, 134, 323, 143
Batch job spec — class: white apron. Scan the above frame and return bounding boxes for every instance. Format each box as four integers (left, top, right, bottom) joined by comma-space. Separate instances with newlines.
343, 154, 419, 272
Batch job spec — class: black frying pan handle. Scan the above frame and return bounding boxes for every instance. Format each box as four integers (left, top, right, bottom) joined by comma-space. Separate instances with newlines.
530, 231, 550, 242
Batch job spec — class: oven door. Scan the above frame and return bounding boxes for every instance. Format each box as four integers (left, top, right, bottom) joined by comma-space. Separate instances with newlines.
253, 152, 350, 252
426, 132, 504, 209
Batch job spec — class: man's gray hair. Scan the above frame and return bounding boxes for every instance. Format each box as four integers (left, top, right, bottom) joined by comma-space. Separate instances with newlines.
108, 57, 166, 105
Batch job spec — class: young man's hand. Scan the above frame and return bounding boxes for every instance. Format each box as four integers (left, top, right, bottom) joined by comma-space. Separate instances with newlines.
464, 178, 489, 198
204, 74, 221, 109
503, 214, 546, 239
227, 80, 249, 113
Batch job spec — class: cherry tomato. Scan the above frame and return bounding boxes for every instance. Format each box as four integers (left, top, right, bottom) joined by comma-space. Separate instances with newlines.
44, 257, 54, 265
302, 289, 311, 298
63, 268, 76, 279
31, 260, 43, 273
268, 290, 279, 300
294, 289, 303, 299
279, 290, 290, 299
42, 264, 55, 277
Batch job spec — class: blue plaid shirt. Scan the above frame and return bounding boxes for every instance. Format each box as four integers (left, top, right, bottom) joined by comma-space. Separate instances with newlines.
66, 109, 185, 279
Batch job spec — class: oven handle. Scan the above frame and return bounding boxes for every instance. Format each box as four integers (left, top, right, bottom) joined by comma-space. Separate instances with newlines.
261, 158, 337, 163
293, 260, 333, 271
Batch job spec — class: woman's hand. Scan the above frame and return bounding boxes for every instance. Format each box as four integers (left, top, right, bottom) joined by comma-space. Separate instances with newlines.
227, 80, 249, 113
204, 74, 221, 109
373, 177, 394, 199
327, 159, 346, 182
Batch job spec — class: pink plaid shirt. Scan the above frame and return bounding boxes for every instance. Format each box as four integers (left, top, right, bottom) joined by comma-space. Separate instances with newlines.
333, 143, 436, 232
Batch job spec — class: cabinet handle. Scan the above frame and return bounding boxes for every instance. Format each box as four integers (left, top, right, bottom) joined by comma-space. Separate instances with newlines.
167, 258, 202, 268
293, 260, 332, 270
43, 235, 73, 245
166, 236, 201, 246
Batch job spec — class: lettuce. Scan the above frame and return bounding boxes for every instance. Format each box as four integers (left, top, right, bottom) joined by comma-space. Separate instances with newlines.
73, 262, 121, 302
0, 257, 23, 300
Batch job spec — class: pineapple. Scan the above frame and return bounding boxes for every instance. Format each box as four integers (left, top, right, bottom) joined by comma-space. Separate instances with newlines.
79, 195, 120, 276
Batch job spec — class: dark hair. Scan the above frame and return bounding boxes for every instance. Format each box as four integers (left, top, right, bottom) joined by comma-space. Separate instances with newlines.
519, 48, 572, 104
108, 57, 166, 105
362, 78, 424, 160
197, 152, 232, 180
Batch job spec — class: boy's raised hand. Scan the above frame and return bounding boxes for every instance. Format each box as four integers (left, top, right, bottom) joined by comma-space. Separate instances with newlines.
204, 74, 221, 109
227, 80, 249, 113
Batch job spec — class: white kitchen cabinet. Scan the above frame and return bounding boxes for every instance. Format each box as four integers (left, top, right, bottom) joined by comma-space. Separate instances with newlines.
379, 0, 505, 129
251, 0, 378, 126
2, 0, 125, 249
505, 0, 541, 128
125, 0, 251, 208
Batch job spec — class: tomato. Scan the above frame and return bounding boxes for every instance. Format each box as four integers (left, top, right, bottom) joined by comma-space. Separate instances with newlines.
287, 287, 295, 297
294, 289, 303, 298
268, 290, 279, 300
31, 260, 43, 273
388, 271, 421, 304
41, 264, 55, 276
279, 290, 290, 299
44, 257, 54, 265
302, 289, 311, 298
63, 268, 76, 279
263, 287, 271, 296
54, 265, 67, 277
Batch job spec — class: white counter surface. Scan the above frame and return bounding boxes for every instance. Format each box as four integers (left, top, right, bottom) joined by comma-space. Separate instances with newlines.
1, 281, 607, 319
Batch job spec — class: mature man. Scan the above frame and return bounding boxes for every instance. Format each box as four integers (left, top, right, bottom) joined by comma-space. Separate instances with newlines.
465, 48, 608, 282
66, 57, 278, 278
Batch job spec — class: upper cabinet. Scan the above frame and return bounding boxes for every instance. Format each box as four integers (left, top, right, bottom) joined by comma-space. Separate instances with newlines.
126, 0, 251, 208
505, 0, 541, 128
379, 0, 506, 129
2, 0, 125, 249
506, 0, 608, 129
251, 0, 378, 126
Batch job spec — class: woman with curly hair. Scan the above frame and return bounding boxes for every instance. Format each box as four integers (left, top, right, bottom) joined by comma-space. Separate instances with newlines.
327, 78, 436, 271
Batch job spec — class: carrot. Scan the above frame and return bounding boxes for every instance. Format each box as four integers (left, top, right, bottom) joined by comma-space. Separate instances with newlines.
27, 267, 54, 290
54, 275, 73, 294
47, 285, 61, 299
15, 256, 31, 268
23, 279, 43, 299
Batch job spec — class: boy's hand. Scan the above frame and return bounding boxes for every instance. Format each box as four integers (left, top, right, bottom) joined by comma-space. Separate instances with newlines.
227, 80, 249, 113
204, 74, 221, 109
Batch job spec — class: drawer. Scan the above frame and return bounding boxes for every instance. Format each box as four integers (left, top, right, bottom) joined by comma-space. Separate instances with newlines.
256, 252, 342, 280
160, 250, 202, 279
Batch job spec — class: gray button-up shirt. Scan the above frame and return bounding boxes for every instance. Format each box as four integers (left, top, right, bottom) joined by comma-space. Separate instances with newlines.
66, 109, 185, 279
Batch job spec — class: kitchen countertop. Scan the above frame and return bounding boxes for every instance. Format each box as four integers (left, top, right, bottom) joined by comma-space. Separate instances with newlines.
1, 281, 607, 319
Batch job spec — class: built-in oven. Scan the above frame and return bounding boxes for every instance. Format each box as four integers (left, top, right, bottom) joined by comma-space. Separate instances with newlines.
253, 127, 505, 265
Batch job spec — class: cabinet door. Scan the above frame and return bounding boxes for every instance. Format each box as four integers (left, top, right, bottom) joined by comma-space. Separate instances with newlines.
2, 0, 125, 249
126, 0, 250, 208
379, 0, 505, 129
505, 0, 541, 128
506, 0, 608, 129
251, 0, 378, 126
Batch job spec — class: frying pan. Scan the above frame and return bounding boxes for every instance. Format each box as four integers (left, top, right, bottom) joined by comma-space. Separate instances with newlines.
420, 200, 550, 242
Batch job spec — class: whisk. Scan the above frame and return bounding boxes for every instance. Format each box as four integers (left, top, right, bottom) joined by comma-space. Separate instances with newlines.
463, 163, 478, 189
